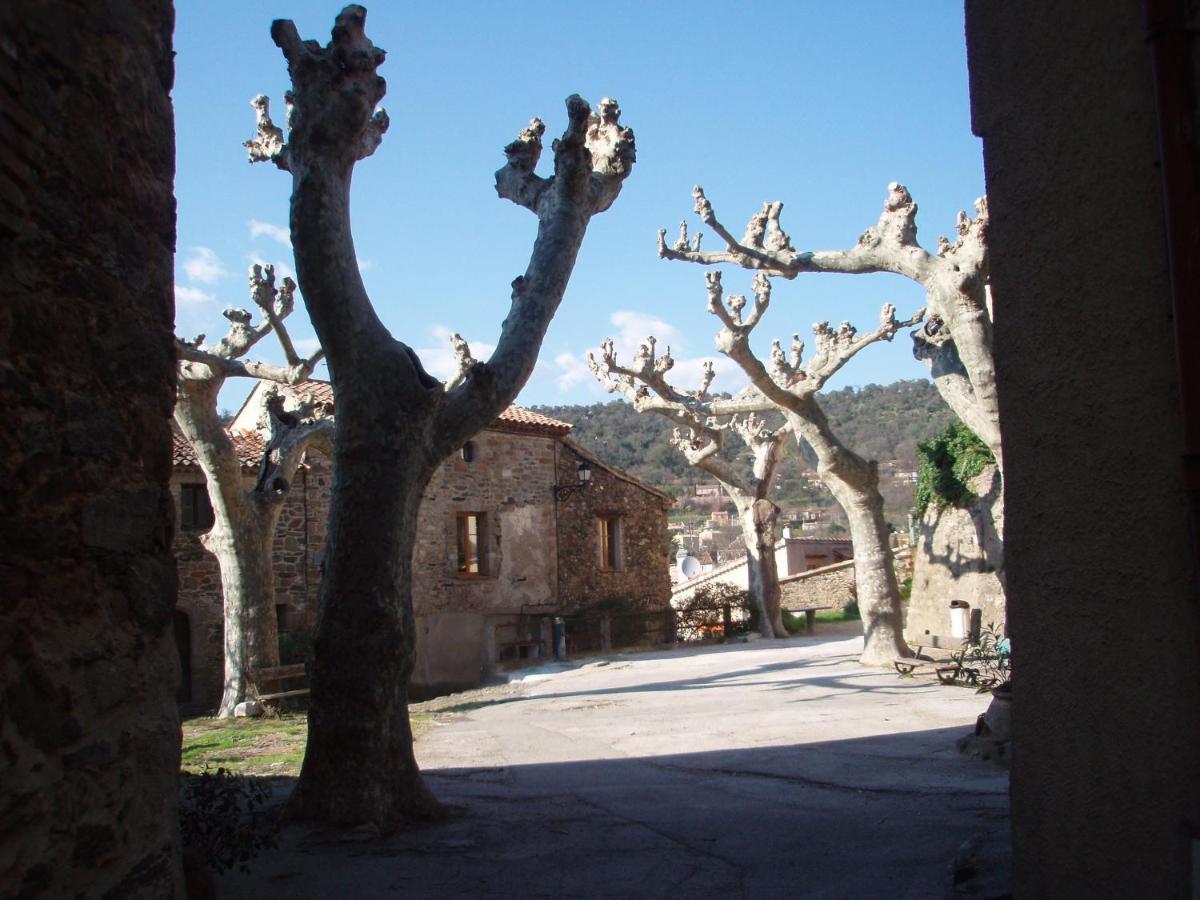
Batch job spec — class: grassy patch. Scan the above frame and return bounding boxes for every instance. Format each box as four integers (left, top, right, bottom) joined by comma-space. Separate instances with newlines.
816, 605, 861, 623
181, 712, 435, 777
782, 605, 862, 634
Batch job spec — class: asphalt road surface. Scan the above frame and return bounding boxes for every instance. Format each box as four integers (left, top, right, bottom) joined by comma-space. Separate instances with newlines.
220, 624, 1009, 898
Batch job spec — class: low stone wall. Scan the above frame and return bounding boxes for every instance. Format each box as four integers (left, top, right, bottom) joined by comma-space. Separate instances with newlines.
779, 560, 857, 611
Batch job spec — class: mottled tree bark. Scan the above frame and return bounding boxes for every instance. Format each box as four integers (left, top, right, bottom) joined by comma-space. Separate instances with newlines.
782, 398, 905, 664
248, 6, 634, 829
174, 266, 330, 716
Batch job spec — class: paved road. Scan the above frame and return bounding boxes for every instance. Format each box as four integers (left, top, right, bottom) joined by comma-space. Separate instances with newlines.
221, 626, 1010, 898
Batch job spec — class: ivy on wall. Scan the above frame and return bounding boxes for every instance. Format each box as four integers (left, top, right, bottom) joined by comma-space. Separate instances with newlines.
914, 422, 995, 517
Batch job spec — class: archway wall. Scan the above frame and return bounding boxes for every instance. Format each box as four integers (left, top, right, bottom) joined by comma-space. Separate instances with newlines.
967, 1, 1200, 894
0, 1, 183, 895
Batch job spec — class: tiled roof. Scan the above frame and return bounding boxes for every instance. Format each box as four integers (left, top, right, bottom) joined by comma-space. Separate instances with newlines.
172, 430, 265, 469
285, 379, 571, 436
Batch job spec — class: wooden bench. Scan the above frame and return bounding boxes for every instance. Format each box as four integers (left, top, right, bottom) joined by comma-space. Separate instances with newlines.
250, 663, 309, 702
893, 648, 954, 677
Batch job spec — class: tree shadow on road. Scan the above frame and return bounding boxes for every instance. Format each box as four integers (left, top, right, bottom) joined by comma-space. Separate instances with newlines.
216, 725, 1009, 899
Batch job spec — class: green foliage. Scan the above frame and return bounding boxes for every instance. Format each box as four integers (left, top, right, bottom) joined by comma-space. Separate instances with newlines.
781, 609, 805, 634
181, 716, 308, 776
533, 379, 955, 528
914, 421, 995, 518
675, 583, 753, 640
178, 767, 277, 875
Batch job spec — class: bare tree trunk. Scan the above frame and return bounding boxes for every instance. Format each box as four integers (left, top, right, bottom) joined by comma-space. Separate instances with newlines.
786, 401, 908, 665
174, 276, 329, 715
248, 9, 635, 830
203, 509, 282, 716
290, 430, 443, 825
736, 498, 787, 638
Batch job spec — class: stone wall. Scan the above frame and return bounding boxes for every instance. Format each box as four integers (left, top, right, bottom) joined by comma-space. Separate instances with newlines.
411, 428, 561, 694
555, 440, 674, 616
779, 560, 857, 611
0, 1, 183, 894
905, 464, 1004, 646
967, 1, 1200, 892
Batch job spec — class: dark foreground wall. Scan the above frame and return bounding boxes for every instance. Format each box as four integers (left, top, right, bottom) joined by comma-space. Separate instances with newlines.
967, 1, 1200, 893
0, 2, 183, 895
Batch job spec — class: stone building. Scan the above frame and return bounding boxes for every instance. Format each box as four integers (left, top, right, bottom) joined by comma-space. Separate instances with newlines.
173, 380, 673, 707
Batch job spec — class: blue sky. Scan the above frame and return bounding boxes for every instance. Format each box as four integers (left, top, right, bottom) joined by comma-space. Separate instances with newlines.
173, 1, 983, 411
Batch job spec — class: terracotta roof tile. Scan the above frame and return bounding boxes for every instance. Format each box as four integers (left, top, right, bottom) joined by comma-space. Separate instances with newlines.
172, 430, 264, 469
287, 379, 571, 436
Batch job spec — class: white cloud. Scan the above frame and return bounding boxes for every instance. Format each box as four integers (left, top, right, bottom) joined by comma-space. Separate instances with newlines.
554, 352, 591, 391
248, 219, 292, 246
183, 246, 231, 284
671, 355, 747, 396
357, 258, 376, 272
293, 337, 321, 355
175, 284, 215, 305
555, 307, 748, 398
608, 310, 683, 358
415, 325, 497, 382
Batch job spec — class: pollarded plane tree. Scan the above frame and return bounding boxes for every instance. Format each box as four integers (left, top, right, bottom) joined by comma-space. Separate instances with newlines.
174, 264, 332, 717
588, 333, 793, 639
630, 269, 922, 664
659, 183, 998, 470
245, 6, 635, 829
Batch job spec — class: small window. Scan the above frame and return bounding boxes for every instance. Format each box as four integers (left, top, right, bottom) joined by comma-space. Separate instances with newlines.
598, 515, 623, 571
275, 604, 291, 634
180, 483, 214, 532
456, 512, 488, 575
461, 441, 477, 462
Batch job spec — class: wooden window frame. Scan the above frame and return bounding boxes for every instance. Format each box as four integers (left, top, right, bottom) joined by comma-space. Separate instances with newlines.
455, 511, 489, 577
597, 514, 623, 572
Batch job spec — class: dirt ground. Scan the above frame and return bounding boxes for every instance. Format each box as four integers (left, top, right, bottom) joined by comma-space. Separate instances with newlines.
217, 623, 1010, 898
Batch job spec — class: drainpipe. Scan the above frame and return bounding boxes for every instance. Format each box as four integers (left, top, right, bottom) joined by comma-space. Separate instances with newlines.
1144, 0, 1200, 592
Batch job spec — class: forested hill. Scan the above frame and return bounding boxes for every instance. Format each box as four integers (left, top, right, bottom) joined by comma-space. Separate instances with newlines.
532, 379, 956, 489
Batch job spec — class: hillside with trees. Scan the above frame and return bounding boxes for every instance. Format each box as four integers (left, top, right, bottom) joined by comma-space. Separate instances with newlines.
534, 378, 955, 530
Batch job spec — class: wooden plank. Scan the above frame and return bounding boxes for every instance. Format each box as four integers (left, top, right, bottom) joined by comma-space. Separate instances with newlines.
257, 688, 310, 701
251, 663, 307, 680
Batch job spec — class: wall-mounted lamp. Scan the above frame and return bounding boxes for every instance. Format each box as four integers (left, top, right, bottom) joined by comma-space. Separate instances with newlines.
553, 460, 593, 499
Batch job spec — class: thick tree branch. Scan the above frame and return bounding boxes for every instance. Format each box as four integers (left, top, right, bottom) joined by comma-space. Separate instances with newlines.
439, 95, 636, 450
253, 5, 393, 374
175, 264, 324, 387
660, 181, 999, 464
254, 386, 335, 495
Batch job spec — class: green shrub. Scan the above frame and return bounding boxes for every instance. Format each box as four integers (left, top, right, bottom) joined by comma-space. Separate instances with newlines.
178, 766, 277, 875
675, 583, 753, 640
914, 422, 995, 518
781, 609, 806, 635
